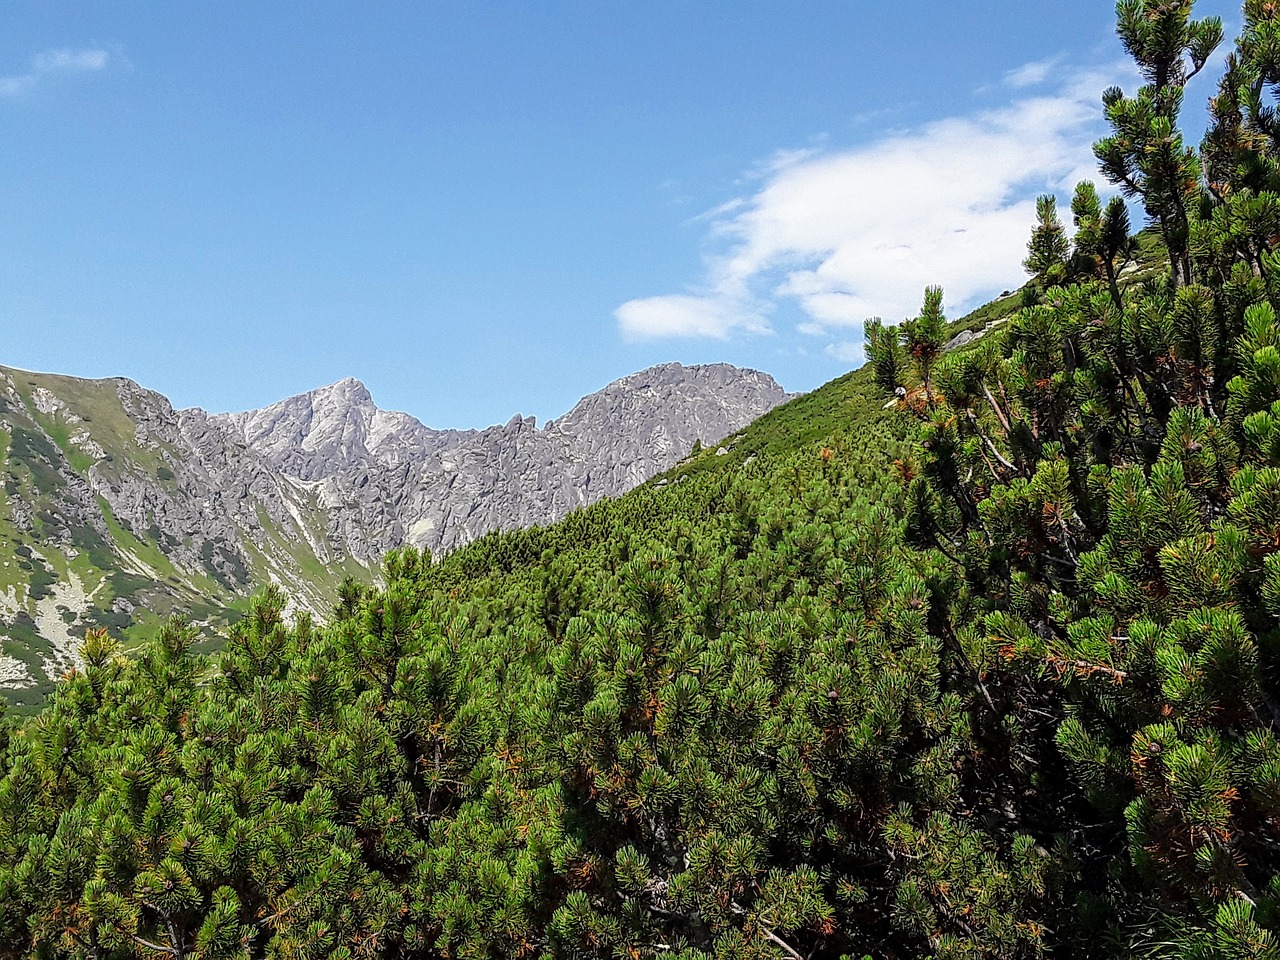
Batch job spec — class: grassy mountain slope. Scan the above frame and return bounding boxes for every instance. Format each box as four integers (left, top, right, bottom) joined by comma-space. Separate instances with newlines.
0, 368, 219, 703
0, 366, 364, 709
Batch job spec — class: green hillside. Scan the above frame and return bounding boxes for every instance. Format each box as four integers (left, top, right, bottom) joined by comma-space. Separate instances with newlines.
0, 368, 238, 708
11, 1, 1280, 958
0, 367, 369, 711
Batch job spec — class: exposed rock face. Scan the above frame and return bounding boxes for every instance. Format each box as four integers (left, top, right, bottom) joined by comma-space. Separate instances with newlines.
0, 361, 788, 696
214, 362, 790, 559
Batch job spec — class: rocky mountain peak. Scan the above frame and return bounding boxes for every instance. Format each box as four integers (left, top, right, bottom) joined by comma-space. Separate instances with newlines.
222, 362, 791, 558
215, 377, 444, 480
313, 376, 375, 408
556, 362, 787, 433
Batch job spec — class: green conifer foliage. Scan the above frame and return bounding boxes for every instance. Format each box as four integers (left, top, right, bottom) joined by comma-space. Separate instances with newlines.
1070, 182, 1135, 306
1097, 0, 1223, 286
875, 3, 1280, 953
16, 2, 1280, 958
1024, 196, 1071, 288
901, 286, 948, 407
862, 318, 906, 396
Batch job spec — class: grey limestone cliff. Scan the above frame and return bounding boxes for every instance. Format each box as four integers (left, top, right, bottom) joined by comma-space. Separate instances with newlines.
214, 362, 790, 560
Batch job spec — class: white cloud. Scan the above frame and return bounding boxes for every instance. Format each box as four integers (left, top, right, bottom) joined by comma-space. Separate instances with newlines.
615, 61, 1131, 354
616, 293, 770, 341
0, 47, 110, 98
35, 49, 109, 73
1004, 58, 1060, 89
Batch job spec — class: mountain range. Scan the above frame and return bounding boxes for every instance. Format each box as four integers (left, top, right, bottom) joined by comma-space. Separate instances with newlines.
0, 361, 788, 704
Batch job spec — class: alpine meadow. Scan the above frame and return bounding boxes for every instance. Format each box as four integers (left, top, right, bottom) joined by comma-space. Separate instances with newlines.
16, 1, 1280, 958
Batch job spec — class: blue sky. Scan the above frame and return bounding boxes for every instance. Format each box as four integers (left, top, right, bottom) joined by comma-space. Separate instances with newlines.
0, 1, 1240, 428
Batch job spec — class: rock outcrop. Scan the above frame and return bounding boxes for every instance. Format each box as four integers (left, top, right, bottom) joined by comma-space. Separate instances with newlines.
215, 362, 788, 559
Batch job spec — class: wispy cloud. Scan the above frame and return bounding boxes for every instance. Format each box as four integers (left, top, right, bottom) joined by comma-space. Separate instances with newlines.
616, 292, 769, 340
0, 47, 110, 98
615, 60, 1131, 351
1003, 57, 1061, 89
